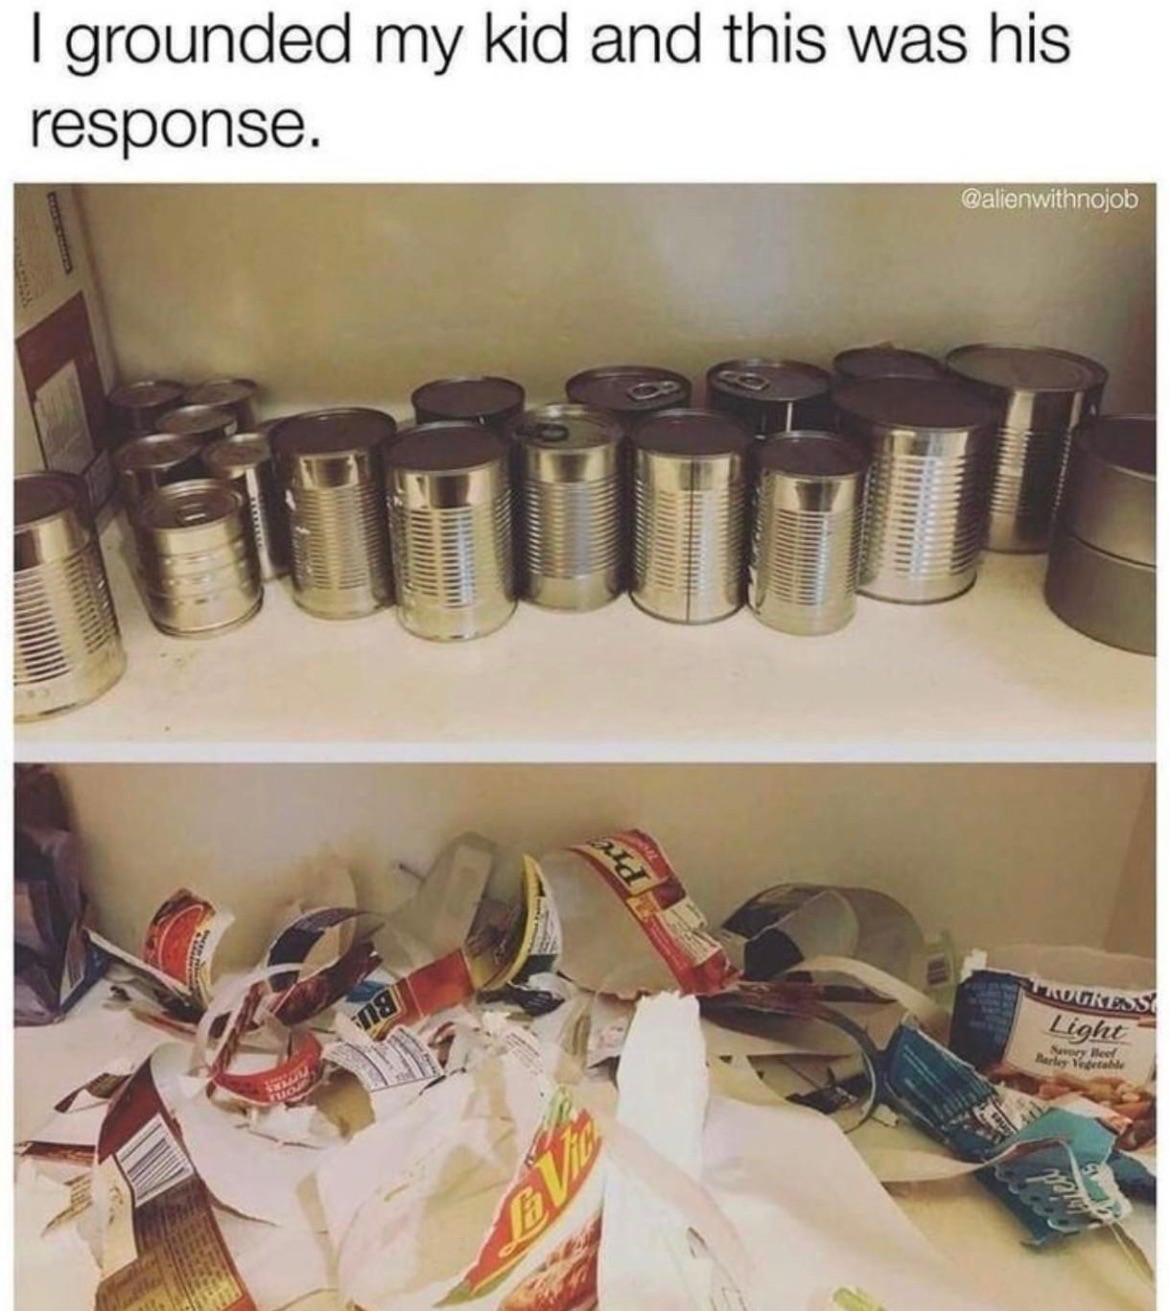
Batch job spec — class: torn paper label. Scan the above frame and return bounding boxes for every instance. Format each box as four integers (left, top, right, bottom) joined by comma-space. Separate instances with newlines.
143, 890, 235, 1008
264, 907, 382, 1026
324, 1028, 444, 1092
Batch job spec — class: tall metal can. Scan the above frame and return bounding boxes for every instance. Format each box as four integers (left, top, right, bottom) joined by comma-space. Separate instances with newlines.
945, 343, 1108, 553
411, 376, 526, 432
629, 408, 753, 623
384, 422, 515, 641
203, 433, 290, 581
14, 472, 126, 721
706, 358, 832, 436
510, 403, 625, 611
133, 480, 261, 638
114, 432, 206, 511
749, 431, 869, 635
271, 408, 396, 619
566, 365, 692, 428
834, 377, 997, 603
183, 378, 259, 432
833, 345, 945, 383
158, 403, 238, 447
107, 379, 186, 446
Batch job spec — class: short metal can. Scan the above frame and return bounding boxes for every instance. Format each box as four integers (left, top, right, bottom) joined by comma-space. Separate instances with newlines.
706, 358, 832, 436
158, 403, 238, 447
14, 471, 126, 721
107, 379, 187, 445
566, 365, 692, 427
203, 432, 290, 581
1045, 527, 1154, 655
114, 432, 206, 511
1057, 414, 1155, 566
183, 378, 259, 432
833, 345, 945, 383
411, 376, 526, 431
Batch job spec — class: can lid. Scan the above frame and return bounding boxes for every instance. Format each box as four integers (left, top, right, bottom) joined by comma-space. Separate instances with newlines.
759, 430, 868, 478
204, 433, 273, 477
1074, 413, 1156, 479
631, 408, 753, 458
411, 376, 525, 421
510, 403, 623, 451
833, 377, 997, 432
138, 479, 243, 530
271, 407, 397, 457
108, 378, 186, 411
183, 377, 258, 409
158, 404, 236, 438
946, 344, 1108, 394
115, 432, 204, 472
833, 345, 943, 381
14, 471, 87, 527
707, 358, 830, 402
388, 422, 505, 472
566, 365, 691, 413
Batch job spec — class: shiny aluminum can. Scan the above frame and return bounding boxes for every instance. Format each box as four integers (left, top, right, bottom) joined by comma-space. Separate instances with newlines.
706, 358, 832, 436
271, 408, 396, 620
14, 472, 125, 721
114, 432, 206, 510
749, 431, 868, 635
630, 408, 752, 623
945, 344, 1108, 553
566, 365, 691, 428
510, 404, 624, 610
183, 378, 259, 432
158, 403, 238, 447
411, 376, 525, 431
834, 377, 997, 603
107, 379, 186, 445
385, 422, 515, 641
1057, 414, 1155, 566
203, 433, 289, 581
833, 345, 945, 383
134, 479, 261, 638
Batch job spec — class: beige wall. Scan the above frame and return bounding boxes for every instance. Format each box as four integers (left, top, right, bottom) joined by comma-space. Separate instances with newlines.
55, 762, 1151, 969
75, 184, 1156, 415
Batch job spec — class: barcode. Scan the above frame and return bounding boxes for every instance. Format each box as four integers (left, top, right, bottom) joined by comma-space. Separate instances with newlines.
114, 1115, 193, 1208
925, 954, 952, 988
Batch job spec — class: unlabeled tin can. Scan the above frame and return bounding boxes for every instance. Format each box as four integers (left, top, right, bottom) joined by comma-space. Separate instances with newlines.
1057, 414, 1155, 566
630, 408, 752, 623
945, 344, 1108, 553
511, 403, 624, 611
271, 408, 396, 620
834, 377, 997, 604
158, 403, 238, 447
566, 365, 692, 427
385, 423, 515, 641
411, 376, 526, 431
203, 433, 289, 581
14, 472, 126, 721
114, 432, 206, 510
706, 358, 832, 436
134, 479, 261, 638
833, 345, 945, 383
107, 379, 186, 445
1045, 528, 1154, 655
749, 431, 868, 635
183, 378, 259, 432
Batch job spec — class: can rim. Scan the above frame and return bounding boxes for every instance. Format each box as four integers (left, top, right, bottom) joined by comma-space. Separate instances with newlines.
566, 365, 692, 411
387, 421, 507, 472
945, 343, 1109, 394
758, 429, 869, 478
833, 376, 998, 433
509, 403, 623, 450
137, 477, 246, 530
115, 432, 204, 471
630, 406, 754, 457
832, 345, 943, 380
204, 432, 273, 476
706, 357, 831, 401
14, 470, 89, 531
108, 378, 187, 409
270, 407, 397, 457
1071, 413, 1156, 481
158, 403, 237, 437
183, 377, 259, 407
410, 375, 525, 420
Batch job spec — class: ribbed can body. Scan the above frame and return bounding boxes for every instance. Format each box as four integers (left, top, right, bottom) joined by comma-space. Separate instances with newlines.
204, 435, 289, 581
632, 448, 747, 623
135, 480, 262, 637
14, 473, 125, 720
387, 455, 515, 641
749, 435, 866, 634
115, 434, 206, 511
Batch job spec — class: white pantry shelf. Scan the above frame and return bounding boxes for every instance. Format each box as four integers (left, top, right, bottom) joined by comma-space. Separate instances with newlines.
15, 514, 1153, 762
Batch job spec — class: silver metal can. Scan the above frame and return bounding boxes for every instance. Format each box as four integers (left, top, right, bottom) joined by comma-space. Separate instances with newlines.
114, 432, 206, 510
566, 365, 692, 427
133, 479, 261, 638
203, 433, 290, 581
749, 431, 869, 635
833, 345, 945, 383
1057, 414, 1155, 566
706, 358, 832, 436
630, 408, 753, 623
271, 408, 396, 620
510, 403, 625, 611
158, 403, 238, 447
834, 377, 997, 603
107, 379, 187, 445
411, 376, 526, 431
1044, 527, 1154, 655
14, 472, 126, 721
183, 378, 259, 432
945, 344, 1108, 553
385, 422, 515, 641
